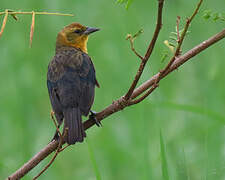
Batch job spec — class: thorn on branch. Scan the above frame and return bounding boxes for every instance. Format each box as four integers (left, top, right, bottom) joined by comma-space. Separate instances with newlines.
8, 9, 18, 21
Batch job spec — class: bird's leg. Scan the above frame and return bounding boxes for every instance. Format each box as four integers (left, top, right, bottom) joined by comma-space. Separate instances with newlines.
50, 110, 61, 142
89, 110, 102, 127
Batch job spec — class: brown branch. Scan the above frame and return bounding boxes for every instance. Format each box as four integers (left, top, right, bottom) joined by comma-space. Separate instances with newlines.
127, 0, 203, 105
0, 9, 8, 38
124, 0, 164, 100
176, 16, 181, 43
0, 10, 74, 43
131, 28, 225, 100
51, 111, 62, 137
0, 11, 74, 16
157, 0, 203, 83
29, 11, 35, 48
7, 28, 225, 180
128, 84, 158, 106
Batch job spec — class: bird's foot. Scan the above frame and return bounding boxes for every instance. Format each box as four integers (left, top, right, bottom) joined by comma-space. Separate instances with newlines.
89, 110, 102, 127
51, 130, 60, 142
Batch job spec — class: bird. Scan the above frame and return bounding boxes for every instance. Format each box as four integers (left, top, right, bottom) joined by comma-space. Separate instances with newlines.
47, 23, 100, 145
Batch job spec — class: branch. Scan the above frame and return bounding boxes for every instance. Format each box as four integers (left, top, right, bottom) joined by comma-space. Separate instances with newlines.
128, 0, 202, 105
7, 27, 225, 180
0, 11, 74, 16
157, 0, 203, 83
131, 28, 225, 100
0, 10, 74, 46
0, 9, 8, 38
124, 0, 164, 100
176, 16, 181, 43
32, 128, 68, 180
29, 11, 35, 48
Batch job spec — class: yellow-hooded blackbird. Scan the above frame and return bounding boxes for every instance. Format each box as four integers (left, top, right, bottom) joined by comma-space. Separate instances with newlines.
47, 23, 100, 144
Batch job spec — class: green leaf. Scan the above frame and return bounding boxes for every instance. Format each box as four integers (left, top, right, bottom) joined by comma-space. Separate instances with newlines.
126, 0, 133, 9
213, 12, 220, 21
161, 51, 169, 63
116, 0, 133, 9
203, 10, 212, 20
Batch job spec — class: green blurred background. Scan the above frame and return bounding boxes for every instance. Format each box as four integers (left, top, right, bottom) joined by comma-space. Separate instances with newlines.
0, 0, 225, 179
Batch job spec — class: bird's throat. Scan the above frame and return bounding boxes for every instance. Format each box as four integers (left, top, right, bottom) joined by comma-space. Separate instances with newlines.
56, 32, 88, 53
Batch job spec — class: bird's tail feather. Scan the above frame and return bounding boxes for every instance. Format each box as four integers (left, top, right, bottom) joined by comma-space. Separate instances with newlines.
63, 107, 86, 144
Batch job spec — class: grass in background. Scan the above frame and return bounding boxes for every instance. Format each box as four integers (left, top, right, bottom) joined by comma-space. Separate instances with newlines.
160, 131, 169, 180
86, 138, 102, 180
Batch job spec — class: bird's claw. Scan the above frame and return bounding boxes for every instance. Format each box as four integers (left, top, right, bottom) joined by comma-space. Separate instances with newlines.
90, 110, 102, 127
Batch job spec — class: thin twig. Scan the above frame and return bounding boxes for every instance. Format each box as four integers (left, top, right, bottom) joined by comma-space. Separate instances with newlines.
0, 11, 74, 16
128, 84, 158, 105
124, 0, 164, 100
29, 11, 35, 48
51, 111, 62, 137
126, 34, 144, 60
0, 10, 74, 45
176, 16, 181, 43
0, 9, 8, 38
58, 144, 70, 152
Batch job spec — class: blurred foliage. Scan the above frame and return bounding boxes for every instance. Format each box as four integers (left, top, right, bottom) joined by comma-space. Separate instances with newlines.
0, 0, 225, 180
203, 10, 225, 21
160, 131, 169, 180
116, 0, 133, 9
162, 27, 190, 62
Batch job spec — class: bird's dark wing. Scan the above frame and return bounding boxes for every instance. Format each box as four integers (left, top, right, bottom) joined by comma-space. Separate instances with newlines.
47, 53, 66, 124
78, 52, 97, 116
47, 48, 98, 118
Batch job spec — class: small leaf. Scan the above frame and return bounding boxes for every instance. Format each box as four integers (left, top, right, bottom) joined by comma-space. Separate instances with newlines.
161, 51, 169, 63
203, 10, 212, 20
212, 12, 220, 21
116, 0, 133, 9
164, 40, 175, 53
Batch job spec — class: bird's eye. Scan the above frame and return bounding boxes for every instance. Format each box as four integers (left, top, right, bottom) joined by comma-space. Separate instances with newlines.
74, 29, 82, 34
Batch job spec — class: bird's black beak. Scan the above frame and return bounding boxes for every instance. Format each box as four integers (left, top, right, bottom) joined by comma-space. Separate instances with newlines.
84, 27, 100, 35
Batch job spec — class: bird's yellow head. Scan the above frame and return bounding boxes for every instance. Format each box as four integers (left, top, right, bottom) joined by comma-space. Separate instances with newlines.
56, 23, 100, 53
